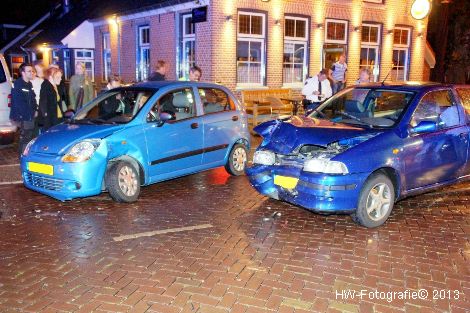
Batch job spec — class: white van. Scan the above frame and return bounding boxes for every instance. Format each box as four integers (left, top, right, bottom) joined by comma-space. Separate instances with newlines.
0, 54, 15, 145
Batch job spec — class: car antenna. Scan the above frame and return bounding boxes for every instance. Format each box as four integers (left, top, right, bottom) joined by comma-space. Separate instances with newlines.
381, 68, 392, 86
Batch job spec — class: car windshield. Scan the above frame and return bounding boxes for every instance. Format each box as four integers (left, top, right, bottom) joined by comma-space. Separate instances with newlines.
71, 88, 156, 124
309, 87, 415, 128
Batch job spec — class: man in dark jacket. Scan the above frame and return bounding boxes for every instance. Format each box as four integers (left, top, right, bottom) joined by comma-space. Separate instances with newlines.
147, 60, 168, 81
10, 63, 37, 154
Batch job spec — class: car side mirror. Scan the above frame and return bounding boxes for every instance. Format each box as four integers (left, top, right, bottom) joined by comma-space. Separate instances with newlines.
410, 120, 437, 135
63, 110, 75, 120
157, 112, 172, 127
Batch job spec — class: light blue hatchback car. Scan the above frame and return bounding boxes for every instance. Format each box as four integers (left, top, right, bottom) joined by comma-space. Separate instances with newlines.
21, 81, 250, 202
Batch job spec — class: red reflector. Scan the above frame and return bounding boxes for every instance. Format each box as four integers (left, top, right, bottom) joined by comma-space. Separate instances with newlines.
8, 94, 11, 107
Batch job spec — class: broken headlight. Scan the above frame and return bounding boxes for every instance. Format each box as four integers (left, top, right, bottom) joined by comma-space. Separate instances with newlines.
303, 158, 349, 174
253, 150, 275, 166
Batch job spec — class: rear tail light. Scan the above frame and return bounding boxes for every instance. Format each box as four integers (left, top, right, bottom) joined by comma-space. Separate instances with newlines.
7, 94, 11, 107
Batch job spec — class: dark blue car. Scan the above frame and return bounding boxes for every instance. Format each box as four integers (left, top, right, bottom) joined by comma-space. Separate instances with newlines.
246, 83, 470, 227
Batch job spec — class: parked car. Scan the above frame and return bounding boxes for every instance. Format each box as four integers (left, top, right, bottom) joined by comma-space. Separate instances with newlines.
20, 81, 250, 202
0, 54, 15, 145
246, 83, 470, 227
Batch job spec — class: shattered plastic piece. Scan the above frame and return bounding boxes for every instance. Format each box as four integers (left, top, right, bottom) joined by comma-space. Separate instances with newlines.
271, 212, 282, 218
263, 217, 271, 222
34, 209, 41, 213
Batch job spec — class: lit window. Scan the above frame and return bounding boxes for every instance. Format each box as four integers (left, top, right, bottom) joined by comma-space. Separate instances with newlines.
325, 19, 348, 44
102, 33, 111, 82
179, 14, 196, 79
237, 11, 266, 86
360, 23, 381, 82
392, 27, 411, 81
283, 16, 308, 85
324, 19, 348, 69
74, 49, 94, 81
137, 26, 150, 81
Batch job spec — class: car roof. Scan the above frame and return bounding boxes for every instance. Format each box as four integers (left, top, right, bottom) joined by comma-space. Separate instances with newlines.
133, 80, 225, 90
353, 81, 455, 92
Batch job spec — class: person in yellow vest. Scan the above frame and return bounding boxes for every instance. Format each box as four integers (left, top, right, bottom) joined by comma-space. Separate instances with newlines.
38, 67, 64, 130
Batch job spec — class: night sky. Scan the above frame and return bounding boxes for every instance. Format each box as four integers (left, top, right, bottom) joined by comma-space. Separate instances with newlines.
0, 0, 59, 25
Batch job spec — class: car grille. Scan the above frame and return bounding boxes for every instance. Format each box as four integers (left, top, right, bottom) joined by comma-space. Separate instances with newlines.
24, 172, 64, 191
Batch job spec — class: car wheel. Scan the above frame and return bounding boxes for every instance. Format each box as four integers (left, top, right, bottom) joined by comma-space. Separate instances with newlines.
225, 143, 248, 176
105, 161, 141, 202
352, 172, 395, 228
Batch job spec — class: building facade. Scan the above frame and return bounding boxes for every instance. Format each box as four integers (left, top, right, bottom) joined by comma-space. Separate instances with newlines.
92, 0, 431, 92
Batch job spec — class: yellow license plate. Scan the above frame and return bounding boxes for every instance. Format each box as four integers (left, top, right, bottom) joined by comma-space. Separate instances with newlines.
274, 175, 299, 189
28, 162, 54, 176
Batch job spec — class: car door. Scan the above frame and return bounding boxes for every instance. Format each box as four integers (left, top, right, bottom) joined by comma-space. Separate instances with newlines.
197, 86, 241, 165
403, 89, 469, 190
455, 87, 470, 175
143, 87, 204, 182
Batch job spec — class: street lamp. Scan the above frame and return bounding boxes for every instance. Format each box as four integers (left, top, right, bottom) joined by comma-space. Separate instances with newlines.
411, 0, 432, 20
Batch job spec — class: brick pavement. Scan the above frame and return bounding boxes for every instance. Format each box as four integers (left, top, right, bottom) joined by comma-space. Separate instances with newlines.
0, 161, 468, 312
0, 137, 469, 312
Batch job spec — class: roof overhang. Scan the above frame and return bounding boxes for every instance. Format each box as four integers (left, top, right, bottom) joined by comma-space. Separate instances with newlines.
90, 0, 209, 26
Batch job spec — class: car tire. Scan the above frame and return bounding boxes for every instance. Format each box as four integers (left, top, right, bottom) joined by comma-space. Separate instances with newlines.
105, 161, 141, 202
225, 143, 248, 176
352, 172, 395, 228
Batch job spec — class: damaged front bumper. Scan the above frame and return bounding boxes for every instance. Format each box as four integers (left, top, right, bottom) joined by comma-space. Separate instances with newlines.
246, 164, 369, 214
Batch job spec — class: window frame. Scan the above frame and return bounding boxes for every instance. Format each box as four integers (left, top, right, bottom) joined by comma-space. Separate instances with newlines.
283, 15, 309, 87
137, 25, 151, 82
236, 10, 267, 88
149, 87, 199, 123
360, 23, 382, 81
411, 89, 462, 130
391, 26, 412, 82
74, 49, 95, 82
102, 32, 111, 82
178, 13, 196, 79
198, 87, 236, 115
325, 19, 349, 45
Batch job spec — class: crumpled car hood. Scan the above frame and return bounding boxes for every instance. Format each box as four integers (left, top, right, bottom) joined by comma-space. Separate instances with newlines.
30, 123, 124, 155
254, 116, 380, 154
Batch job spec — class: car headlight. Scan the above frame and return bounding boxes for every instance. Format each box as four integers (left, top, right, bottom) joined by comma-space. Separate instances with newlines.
62, 139, 101, 163
253, 150, 275, 166
303, 158, 349, 174
22, 138, 37, 156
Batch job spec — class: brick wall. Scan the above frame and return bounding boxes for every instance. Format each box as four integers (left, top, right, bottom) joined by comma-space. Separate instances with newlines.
93, 0, 430, 95
149, 13, 177, 80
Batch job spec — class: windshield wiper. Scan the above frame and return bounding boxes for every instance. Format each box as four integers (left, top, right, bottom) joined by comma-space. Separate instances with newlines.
336, 112, 374, 128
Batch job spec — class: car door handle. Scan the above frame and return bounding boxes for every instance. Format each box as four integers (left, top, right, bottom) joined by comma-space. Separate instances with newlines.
191, 122, 199, 129
232, 116, 239, 121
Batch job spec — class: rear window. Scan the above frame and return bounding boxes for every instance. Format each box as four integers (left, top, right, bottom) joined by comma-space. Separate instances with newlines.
456, 88, 470, 115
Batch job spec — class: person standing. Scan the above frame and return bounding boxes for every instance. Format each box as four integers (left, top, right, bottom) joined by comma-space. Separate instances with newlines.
48, 63, 68, 112
301, 69, 332, 115
330, 53, 348, 94
302, 69, 332, 115
39, 67, 64, 131
69, 62, 93, 111
147, 60, 168, 81
31, 61, 45, 107
10, 63, 37, 154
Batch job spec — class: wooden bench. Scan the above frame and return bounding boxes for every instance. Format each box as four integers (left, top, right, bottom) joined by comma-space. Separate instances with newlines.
241, 89, 294, 130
